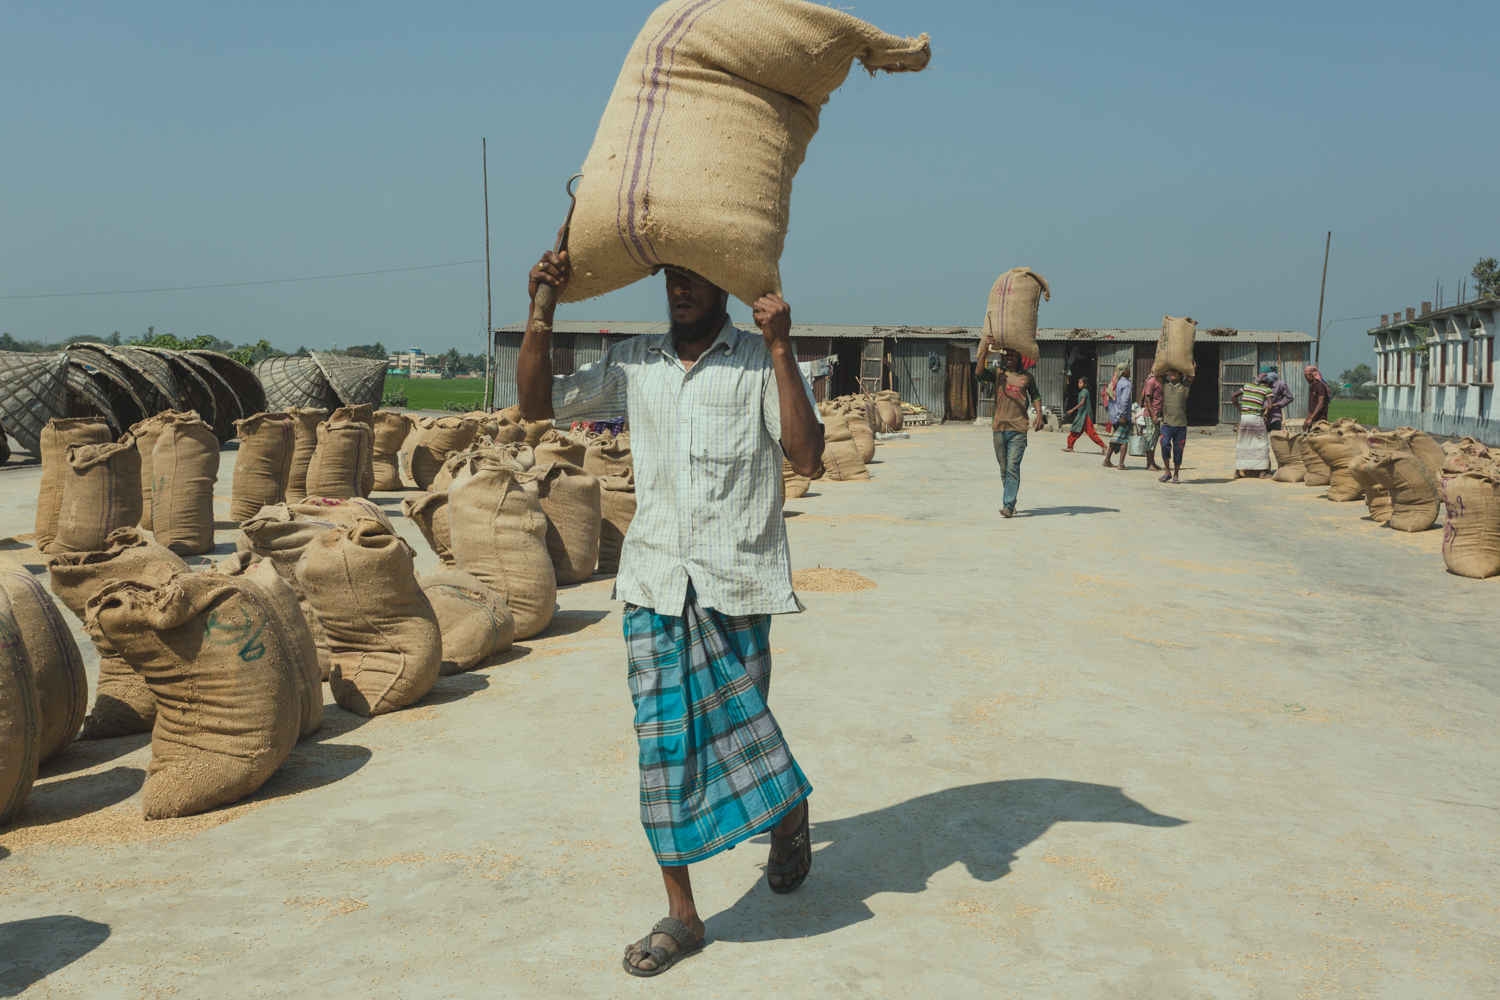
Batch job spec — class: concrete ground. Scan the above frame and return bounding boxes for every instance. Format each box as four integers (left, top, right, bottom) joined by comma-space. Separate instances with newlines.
0, 425, 1496, 999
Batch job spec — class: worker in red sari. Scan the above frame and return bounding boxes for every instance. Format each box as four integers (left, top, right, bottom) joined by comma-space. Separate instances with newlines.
1062, 376, 1106, 455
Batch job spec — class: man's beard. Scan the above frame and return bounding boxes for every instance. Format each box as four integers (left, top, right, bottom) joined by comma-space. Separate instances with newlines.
669, 304, 724, 345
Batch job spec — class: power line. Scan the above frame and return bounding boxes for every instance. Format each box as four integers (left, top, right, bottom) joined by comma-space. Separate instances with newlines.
1, 259, 484, 300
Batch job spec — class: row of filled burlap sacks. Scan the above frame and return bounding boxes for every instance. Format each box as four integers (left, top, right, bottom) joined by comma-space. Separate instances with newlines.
1267, 419, 1500, 578
782, 391, 904, 498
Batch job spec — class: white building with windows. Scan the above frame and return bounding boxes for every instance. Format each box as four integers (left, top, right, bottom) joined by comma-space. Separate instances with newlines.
1370, 297, 1500, 441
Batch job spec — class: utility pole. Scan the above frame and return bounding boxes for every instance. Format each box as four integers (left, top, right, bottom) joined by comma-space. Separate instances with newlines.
482, 138, 493, 410
1314, 231, 1330, 366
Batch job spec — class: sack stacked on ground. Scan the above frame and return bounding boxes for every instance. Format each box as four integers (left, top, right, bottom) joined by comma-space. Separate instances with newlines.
297, 519, 441, 717
88, 573, 302, 819
462, 411, 499, 442
828, 398, 876, 464
818, 407, 870, 481
371, 411, 414, 491
1440, 469, 1500, 578
1294, 435, 1332, 488
980, 269, 1051, 363
1396, 428, 1446, 482
1347, 454, 1393, 524
494, 442, 537, 471
534, 462, 602, 584
130, 411, 193, 532
150, 416, 220, 555
231, 413, 295, 521
1441, 437, 1491, 475
783, 458, 812, 500
597, 471, 636, 575
284, 407, 328, 504
0, 588, 40, 826
403, 416, 479, 489
47, 528, 190, 740
0, 562, 86, 763
420, 569, 515, 674
496, 406, 553, 447
448, 460, 556, 639
1373, 451, 1439, 532
535, 429, 588, 470
1270, 431, 1305, 483
432, 449, 484, 493
874, 390, 903, 432
53, 438, 144, 554
583, 434, 632, 479
207, 552, 322, 739
304, 419, 372, 501
560, 0, 930, 307
491, 412, 527, 445
1305, 433, 1364, 502
1152, 316, 1197, 378
329, 405, 376, 497
35, 418, 113, 552
403, 491, 454, 567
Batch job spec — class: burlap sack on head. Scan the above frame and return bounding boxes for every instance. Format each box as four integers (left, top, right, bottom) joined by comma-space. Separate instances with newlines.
1293, 435, 1331, 488
584, 435, 632, 479
284, 407, 328, 504
783, 458, 811, 500
448, 460, 556, 640
53, 438, 144, 554
303, 419, 372, 501
150, 416, 220, 555
402, 491, 454, 567
1440, 470, 1500, 579
1374, 452, 1439, 532
1347, 454, 1393, 524
231, 413, 295, 521
35, 417, 113, 552
130, 410, 193, 532
402, 416, 479, 490
1151, 317, 1198, 378
597, 471, 636, 576
492, 412, 527, 445
1, 564, 86, 763
819, 409, 870, 481
421, 569, 515, 675
207, 551, 322, 739
561, 1, 929, 306
875, 390, 903, 432
534, 429, 587, 470
1269, 431, 1305, 483
297, 519, 441, 717
87, 573, 302, 819
0, 589, 40, 826
330, 405, 376, 497
371, 411, 414, 491
47, 528, 190, 740
980, 269, 1051, 363
533, 462, 602, 585
1306, 433, 1363, 502
1395, 428, 1446, 482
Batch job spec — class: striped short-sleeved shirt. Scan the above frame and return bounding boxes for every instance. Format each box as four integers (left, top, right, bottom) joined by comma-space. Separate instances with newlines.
1239, 383, 1272, 414
551, 317, 821, 618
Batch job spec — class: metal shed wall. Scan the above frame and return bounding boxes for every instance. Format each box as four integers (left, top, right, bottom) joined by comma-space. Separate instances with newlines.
1261, 343, 1308, 420
1219, 341, 1257, 424
1036, 342, 1067, 411
891, 339, 948, 420
492, 332, 522, 409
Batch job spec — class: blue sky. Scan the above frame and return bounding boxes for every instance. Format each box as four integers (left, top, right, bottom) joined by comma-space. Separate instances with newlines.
3, 1, 1495, 377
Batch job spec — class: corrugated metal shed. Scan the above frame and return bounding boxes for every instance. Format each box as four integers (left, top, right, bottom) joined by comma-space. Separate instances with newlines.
495, 320, 1312, 344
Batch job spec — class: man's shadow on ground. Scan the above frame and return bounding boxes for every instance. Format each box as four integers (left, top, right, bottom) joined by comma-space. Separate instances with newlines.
1013, 506, 1119, 517
0, 915, 110, 996
705, 779, 1185, 942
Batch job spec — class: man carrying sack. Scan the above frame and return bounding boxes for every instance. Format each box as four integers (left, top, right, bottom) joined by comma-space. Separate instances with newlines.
519, 247, 824, 977
975, 342, 1043, 518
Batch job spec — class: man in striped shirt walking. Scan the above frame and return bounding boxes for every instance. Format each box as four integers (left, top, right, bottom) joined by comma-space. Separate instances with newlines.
520, 245, 825, 977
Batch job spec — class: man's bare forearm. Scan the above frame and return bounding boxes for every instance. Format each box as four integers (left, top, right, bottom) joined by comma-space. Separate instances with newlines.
770, 344, 824, 477
517, 298, 557, 420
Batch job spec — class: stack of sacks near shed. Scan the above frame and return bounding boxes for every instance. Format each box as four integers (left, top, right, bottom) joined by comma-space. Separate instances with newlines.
817, 403, 870, 481
149, 413, 219, 555
462, 411, 499, 443
34, 418, 112, 553
371, 411, 414, 490
1269, 431, 1306, 482
1, 557, 87, 764
402, 416, 478, 489
283, 407, 328, 503
447, 457, 556, 639
231, 413, 295, 521
420, 570, 515, 674
597, 470, 636, 575
874, 390, 903, 432
304, 414, 372, 501
87, 571, 307, 818
490, 411, 528, 445
782, 459, 813, 501
533, 458, 602, 585
0, 588, 40, 825
824, 396, 876, 464
48, 528, 191, 739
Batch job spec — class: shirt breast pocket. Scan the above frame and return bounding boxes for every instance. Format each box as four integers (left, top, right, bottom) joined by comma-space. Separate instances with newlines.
692, 399, 755, 502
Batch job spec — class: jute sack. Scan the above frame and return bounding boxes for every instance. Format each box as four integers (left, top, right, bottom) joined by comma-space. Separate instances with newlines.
403, 416, 478, 489
231, 413, 295, 521
497, 406, 552, 447
35, 418, 112, 552
1347, 454, 1393, 524
462, 411, 499, 442
330, 405, 376, 496
819, 409, 870, 481
0, 589, 40, 826
783, 458, 811, 500
448, 460, 556, 640
371, 411, 414, 491
1270, 431, 1305, 483
207, 551, 322, 740
88, 573, 301, 819
980, 269, 1051, 362
1373, 452, 1439, 532
130, 411, 192, 532
432, 449, 483, 493
421, 569, 515, 675
842, 403, 876, 464
297, 519, 441, 717
402, 491, 454, 567
584, 435, 632, 479
492, 412, 527, 445
1306, 433, 1363, 502
1396, 428, 1446, 482
1151, 316, 1198, 378
1294, 435, 1331, 488
534, 429, 587, 469
1440, 471, 1500, 579
47, 528, 189, 740
875, 390, 903, 432
53, 438, 144, 554
597, 471, 636, 575
494, 442, 536, 471
284, 407, 328, 504
238, 498, 392, 680
0, 563, 86, 762
534, 462, 603, 585
150, 416, 220, 555
1441, 437, 1490, 475
304, 420, 372, 501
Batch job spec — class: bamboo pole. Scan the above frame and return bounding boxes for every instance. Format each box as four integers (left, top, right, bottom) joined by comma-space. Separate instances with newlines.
482, 138, 493, 410
1314, 231, 1330, 366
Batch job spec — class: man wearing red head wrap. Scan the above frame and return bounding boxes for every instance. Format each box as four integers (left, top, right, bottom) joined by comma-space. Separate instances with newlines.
1303, 365, 1331, 430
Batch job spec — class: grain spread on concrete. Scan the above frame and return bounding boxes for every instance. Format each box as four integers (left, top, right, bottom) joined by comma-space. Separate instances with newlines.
791, 567, 877, 593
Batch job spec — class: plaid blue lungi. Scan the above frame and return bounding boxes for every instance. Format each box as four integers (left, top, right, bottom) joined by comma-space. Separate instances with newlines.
624, 588, 812, 867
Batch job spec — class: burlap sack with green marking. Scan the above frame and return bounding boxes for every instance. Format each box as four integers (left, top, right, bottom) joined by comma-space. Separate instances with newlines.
1151, 316, 1197, 378
130, 410, 193, 532
304, 419, 372, 501
402, 416, 479, 490
533, 461, 602, 585
447, 460, 556, 640
371, 411, 414, 491
231, 412, 295, 521
297, 519, 440, 717
88, 573, 301, 819
150, 416, 220, 555
584, 434, 632, 480
421, 569, 515, 675
1374, 451, 1439, 532
52, 438, 144, 555
979, 269, 1051, 363
403, 491, 454, 567
1, 561, 87, 762
818, 408, 870, 481
597, 471, 637, 575
283, 407, 328, 504
35, 417, 112, 552
0, 588, 40, 825
561, 0, 930, 306
1441, 469, 1500, 578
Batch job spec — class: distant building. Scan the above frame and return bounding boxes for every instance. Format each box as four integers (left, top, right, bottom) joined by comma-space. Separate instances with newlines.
387, 348, 439, 377
1369, 298, 1500, 440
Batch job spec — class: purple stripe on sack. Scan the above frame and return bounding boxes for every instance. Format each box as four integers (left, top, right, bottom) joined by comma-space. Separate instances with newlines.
615, 9, 684, 265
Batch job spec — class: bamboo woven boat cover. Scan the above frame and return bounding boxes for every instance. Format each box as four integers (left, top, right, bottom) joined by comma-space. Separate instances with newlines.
0, 351, 71, 455
255, 354, 342, 412
311, 352, 387, 408
186, 350, 266, 418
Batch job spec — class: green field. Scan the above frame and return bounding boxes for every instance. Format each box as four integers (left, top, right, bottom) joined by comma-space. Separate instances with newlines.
383, 377, 487, 412
1328, 399, 1378, 425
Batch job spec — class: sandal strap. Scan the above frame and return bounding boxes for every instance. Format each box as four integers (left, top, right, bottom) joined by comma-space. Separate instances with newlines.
642, 944, 671, 968
652, 917, 697, 950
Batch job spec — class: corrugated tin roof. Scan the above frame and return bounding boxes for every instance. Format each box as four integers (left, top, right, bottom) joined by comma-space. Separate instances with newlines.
495, 321, 1311, 343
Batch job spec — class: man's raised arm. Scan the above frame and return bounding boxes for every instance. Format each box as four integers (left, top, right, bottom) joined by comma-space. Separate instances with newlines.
517, 237, 569, 421
754, 293, 824, 478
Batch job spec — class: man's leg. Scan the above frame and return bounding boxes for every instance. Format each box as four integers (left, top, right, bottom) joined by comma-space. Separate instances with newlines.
624, 867, 705, 973
767, 798, 810, 889
1002, 430, 1026, 511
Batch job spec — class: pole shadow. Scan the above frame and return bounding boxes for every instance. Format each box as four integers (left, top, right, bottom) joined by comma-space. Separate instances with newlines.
1014, 506, 1120, 517
705, 779, 1185, 942
0, 916, 111, 996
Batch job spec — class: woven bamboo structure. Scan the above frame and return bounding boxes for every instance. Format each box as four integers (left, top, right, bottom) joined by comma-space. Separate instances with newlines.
67, 345, 170, 418
186, 350, 265, 417
63, 364, 129, 434
254, 354, 343, 412
115, 346, 186, 412
311, 352, 388, 408
0, 351, 71, 455
136, 347, 219, 436
174, 351, 243, 441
